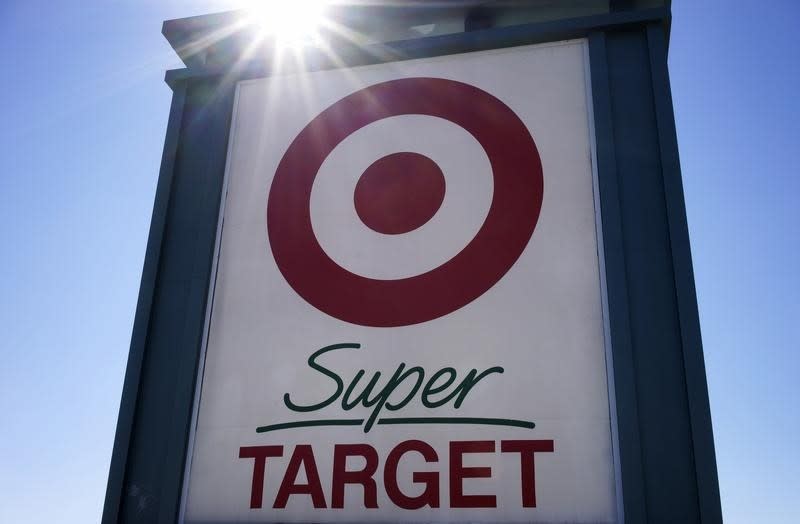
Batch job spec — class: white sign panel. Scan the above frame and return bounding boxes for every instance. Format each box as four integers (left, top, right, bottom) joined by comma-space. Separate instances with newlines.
183, 39, 617, 523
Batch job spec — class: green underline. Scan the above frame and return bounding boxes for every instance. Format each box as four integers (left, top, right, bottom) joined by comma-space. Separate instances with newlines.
256, 419, 364, 433
256, 417, 534, 433
378, 417, 535, 429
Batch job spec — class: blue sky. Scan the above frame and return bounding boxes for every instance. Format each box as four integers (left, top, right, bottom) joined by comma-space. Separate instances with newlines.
0, 1, 796, 522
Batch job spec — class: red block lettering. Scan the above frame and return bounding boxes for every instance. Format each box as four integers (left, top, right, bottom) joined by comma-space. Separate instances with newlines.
332, 444, 379, 508
239, 445, 283, 509
501, 439, 554, 507
385, 440, 440, 509
274, 445, 327, 508
449, 440, 496, 508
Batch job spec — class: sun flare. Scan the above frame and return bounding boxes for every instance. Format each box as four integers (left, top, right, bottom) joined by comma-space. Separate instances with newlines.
244, 0, 329, 46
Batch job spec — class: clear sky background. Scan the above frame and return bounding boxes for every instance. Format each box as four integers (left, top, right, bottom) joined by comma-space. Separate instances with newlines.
0, 1, 796, 522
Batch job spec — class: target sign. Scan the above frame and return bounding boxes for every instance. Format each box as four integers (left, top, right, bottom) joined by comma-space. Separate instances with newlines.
184, 41, 617, 524
267, 78, 544, 327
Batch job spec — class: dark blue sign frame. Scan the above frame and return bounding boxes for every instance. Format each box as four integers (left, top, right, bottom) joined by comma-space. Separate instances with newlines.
103, 6, 721, 523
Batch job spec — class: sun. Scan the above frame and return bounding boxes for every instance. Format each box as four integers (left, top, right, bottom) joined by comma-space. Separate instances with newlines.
243, 0, 329, 46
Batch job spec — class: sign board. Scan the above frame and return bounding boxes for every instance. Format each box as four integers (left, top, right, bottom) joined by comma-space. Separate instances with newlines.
181, 39, 618, 523
103, 5, 722, 524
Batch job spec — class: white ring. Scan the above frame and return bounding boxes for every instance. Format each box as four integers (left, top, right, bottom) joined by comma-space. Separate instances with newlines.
310, 114, 494, 280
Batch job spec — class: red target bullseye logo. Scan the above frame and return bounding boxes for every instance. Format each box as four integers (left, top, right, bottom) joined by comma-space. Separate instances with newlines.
267, 77, 543, 327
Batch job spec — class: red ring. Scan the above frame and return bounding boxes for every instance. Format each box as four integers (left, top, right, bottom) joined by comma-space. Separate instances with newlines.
267, 78, 543, 327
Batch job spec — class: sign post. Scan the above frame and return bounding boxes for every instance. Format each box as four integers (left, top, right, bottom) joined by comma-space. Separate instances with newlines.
104, 2, 721, 523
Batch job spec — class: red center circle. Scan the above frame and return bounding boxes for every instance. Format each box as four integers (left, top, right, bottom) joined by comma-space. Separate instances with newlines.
354, 152, 446, 235
267, 77, 543, 327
